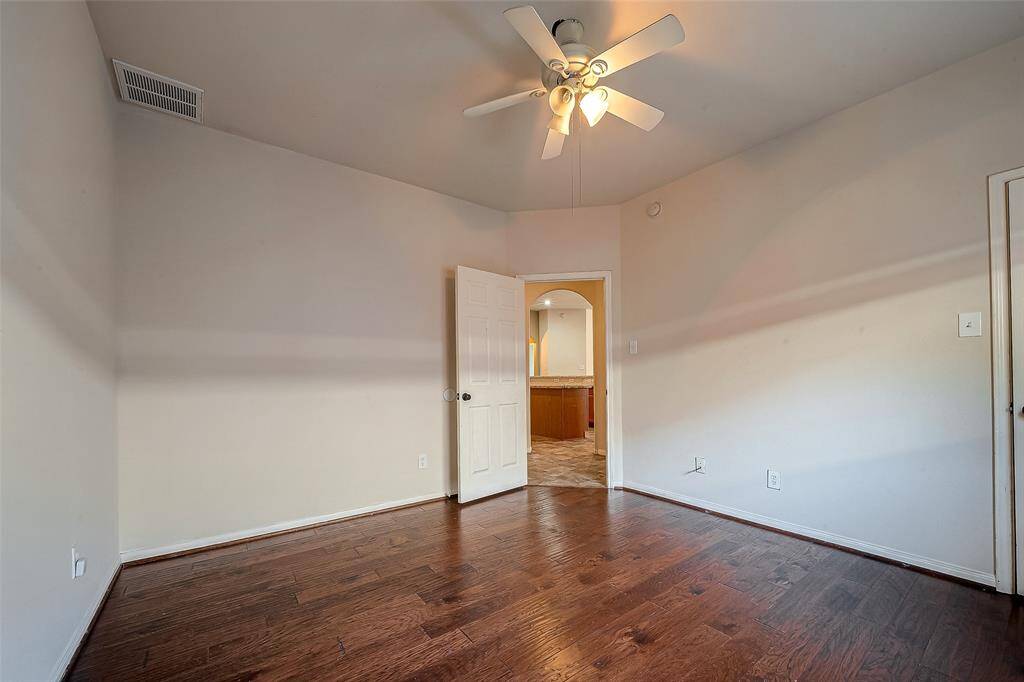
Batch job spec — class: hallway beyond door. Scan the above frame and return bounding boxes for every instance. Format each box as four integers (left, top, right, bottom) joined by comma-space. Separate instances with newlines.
528, 429, 606, 488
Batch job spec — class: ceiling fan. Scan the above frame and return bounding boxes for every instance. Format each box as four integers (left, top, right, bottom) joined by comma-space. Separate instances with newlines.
464, 6, 685, 160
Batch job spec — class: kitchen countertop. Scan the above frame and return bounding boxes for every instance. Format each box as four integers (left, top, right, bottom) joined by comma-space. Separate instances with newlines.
530, 376, 593, 389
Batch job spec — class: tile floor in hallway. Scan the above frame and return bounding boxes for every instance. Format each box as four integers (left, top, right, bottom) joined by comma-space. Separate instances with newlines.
528, 429, 607, 488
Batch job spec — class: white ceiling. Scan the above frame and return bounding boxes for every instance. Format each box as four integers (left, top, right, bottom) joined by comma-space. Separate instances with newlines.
87, 1, 1024, 211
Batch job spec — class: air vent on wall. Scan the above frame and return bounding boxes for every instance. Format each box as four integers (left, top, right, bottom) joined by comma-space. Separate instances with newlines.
112, 59, 203, 123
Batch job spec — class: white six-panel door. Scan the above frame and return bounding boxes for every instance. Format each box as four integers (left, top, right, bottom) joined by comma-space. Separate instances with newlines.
456, 266, 528, 503
1009, 178, 1024, 594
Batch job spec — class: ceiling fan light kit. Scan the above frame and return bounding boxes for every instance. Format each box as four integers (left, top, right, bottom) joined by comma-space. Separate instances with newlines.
549, 86, 575, 115
463, 5, 685, 160
579, 87, 609, 127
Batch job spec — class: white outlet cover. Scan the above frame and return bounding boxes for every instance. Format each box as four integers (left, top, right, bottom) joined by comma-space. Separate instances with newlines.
694, 457, 706, 474
767, 469, 782, 490
418, 453, 428, 469
628, 339, 638, 355
958, 312, 982, 338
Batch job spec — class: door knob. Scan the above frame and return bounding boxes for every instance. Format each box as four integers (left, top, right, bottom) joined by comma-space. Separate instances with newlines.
461, 393, 472, 401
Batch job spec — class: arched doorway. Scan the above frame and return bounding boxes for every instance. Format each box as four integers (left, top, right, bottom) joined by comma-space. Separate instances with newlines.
526, 287, 606, 487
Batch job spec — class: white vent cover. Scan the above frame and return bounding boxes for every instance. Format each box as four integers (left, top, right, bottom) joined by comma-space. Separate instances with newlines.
113, 60, 203, 123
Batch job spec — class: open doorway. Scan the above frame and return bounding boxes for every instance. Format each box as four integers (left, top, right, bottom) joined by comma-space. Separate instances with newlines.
525, 281, 607, 488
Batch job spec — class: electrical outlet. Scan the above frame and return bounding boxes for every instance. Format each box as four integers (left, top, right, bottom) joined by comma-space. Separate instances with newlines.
767, 469, 782, 491
71, 548, 86, 579
418, 453, 428, 470
694, 457, 706, 474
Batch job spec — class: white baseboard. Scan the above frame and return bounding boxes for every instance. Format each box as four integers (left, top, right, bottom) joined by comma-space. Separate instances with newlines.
49, 559, 120, 681
119, 492, 445, 563
623, 481, 996, 587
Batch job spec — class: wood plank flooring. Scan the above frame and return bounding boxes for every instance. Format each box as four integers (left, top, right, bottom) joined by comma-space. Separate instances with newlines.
69, 488, 1023, 681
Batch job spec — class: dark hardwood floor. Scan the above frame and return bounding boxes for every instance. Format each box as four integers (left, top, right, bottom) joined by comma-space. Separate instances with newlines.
70, 488, 1023, 681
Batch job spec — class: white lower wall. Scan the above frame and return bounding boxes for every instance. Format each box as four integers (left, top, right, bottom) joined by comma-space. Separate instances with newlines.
621, 37, 1024, 582
1, 2, 119, 679
115, 108, 508, 556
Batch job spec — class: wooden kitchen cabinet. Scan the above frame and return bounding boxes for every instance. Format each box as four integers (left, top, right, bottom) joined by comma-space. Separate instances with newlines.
530, 387, 588, 440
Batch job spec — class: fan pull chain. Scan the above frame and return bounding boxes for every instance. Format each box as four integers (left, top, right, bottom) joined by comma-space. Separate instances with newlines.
570, 111, 575, 216
578, 111, 583, 208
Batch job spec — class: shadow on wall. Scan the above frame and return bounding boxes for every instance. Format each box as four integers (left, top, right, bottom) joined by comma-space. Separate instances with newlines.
616, 37, 1024, 577
626, 33, 1023, 356
119, 266, 466, 483
625, 67, 1020, 351
3, 172, 115, 377
112, 103, 515, 551
634, 239, 987, 355
117, 260, 487, 382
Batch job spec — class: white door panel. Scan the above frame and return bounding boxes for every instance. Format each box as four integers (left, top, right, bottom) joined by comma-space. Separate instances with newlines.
498, 403, 519, 468
456, 266, 527, 502
1010, 178, 1024, 594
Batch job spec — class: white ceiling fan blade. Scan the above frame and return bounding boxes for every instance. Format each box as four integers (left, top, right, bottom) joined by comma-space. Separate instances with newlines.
592, 15, 684, 77
504, 6, 569, 72
548, 112, 571, 136
604, 88, 664, 131
541, 129, 565, 160
464, 88, 543, 117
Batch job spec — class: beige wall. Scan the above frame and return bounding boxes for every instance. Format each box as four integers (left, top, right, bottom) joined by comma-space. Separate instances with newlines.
115, 107, 508, 557
537, 308, 549, 373
1, 2, 120, 679
507, 207, 622, 278
586, 308, 594, 375
537, 308, 590, 376
620, 36, 1024, 583
529, 309, 540, 374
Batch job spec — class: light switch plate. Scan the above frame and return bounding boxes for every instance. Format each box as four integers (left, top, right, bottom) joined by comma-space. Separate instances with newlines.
958, 312, 982, 338
71, 548, 86, 579
628, 339, 638, 355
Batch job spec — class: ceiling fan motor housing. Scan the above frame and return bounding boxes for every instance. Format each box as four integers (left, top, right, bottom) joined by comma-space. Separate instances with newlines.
465, 6, 683, 159
542, 18, 598, 92
552, 17, 584, 44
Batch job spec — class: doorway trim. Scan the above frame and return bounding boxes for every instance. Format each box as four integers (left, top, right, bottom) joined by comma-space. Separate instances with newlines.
518, 271, 620, 488
988, 164, 1024, 595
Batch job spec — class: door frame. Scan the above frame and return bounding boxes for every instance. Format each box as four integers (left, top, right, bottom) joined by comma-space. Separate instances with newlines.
988, 165, 1024, 595
518, 271, 620, 488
